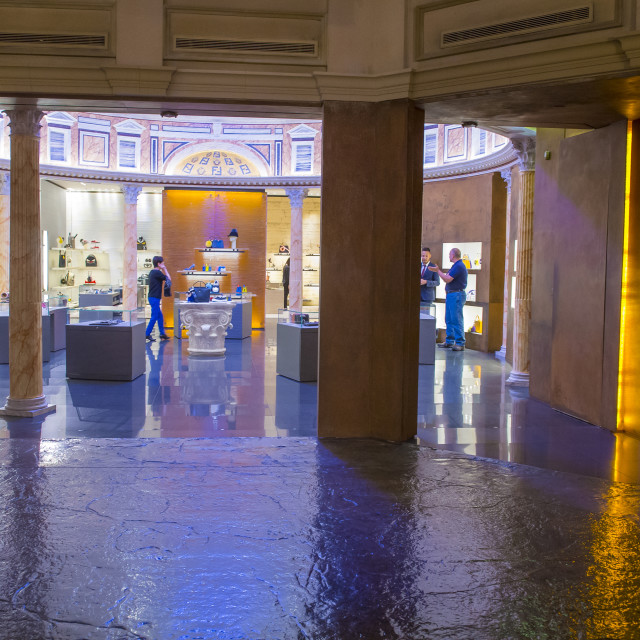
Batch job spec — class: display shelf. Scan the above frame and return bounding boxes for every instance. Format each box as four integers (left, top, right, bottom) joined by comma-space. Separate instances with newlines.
272, 252, 289, 256
197, 248, 247, 253
306, 253, 320, 256
302, 268, 319, 272
51, 266, 109, 271
178, 270, 230, 276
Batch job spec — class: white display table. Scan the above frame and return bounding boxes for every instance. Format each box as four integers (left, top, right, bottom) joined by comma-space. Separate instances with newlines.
176, 300, 237, 356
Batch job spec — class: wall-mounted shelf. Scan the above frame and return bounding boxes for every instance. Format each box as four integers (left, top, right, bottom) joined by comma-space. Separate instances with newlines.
306, 253, 320, 256
197, 248, 247, 253
272, 252, 289, 256
178, 271, 230, 276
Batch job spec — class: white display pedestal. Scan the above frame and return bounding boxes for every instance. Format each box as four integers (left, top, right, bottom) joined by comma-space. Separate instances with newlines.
176, 300, 237, 356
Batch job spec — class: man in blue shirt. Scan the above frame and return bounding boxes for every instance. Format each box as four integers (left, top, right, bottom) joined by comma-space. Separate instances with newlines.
420, 246, 439, 316
429, 247, 468, 351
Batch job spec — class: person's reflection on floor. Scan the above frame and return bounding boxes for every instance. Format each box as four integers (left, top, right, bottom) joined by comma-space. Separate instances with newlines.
441, 351, 464, 428
146, 340, 169, 415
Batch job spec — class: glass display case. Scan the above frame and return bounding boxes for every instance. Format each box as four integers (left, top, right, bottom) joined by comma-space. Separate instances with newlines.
278, 308, 319, 326
66, 307, 142, 326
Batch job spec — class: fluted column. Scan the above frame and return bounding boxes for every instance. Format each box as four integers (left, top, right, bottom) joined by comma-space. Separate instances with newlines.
0, 109, 55, 417
0, 172, 9, 295
122, 184, 142, 311
285, 188, 307, 311
507, 136, 536, 386
496, 168, 513, 360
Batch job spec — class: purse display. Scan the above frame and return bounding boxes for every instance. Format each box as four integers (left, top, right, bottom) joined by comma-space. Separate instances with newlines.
58, 251, 66, 268
187, 281, 211, 302
85, 254, 97, 267
137, 236, 147, 250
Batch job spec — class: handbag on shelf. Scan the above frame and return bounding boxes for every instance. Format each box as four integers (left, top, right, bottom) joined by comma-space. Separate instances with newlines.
58, 251, 66, 268
187, 281, 211, 302
85, 254, 97, 267
137, 236, 147, 250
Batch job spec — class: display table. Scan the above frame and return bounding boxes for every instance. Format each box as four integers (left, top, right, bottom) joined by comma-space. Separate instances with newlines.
66, 320, 146, 381
276, 322, 318, 382
176, 300, 237, 356
49, 307, 67, 351
419, 313, 436, 365
0, 314, 50, 363
227, 299, 252, 339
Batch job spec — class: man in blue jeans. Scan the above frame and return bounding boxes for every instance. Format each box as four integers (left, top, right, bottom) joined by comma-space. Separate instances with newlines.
146, 256, 171, 342
429, 247, 467, 351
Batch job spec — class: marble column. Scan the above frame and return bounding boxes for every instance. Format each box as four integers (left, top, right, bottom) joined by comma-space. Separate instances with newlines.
285, 188, 307, 311
319, 100, 424, 440
0, 109, 55, 417
507, 136, 536, 387
0, 172, 9, 295
122, 184, 142, 311
495, 168, 513, 361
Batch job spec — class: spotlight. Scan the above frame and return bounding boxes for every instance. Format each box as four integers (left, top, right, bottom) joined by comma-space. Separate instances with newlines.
160, 110, 178, 118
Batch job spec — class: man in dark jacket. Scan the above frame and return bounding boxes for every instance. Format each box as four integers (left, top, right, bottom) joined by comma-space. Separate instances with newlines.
420, 247, 439, 315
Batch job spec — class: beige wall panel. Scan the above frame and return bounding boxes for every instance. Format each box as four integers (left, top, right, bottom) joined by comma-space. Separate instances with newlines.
166, 9, 325, 65
415, 0, 622, 60
0, 3, 114, 56
530, 130, 567, 403
532, 121, 626, 427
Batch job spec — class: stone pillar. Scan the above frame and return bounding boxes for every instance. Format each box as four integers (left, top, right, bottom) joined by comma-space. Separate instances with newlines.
0, 172, 9, 295
496, 168, 513, 361
285, 188, 307, 311
121, 184, 142, 311
318, 100, 424, 440
507, 136, 536, 386
0, 109, 55, 417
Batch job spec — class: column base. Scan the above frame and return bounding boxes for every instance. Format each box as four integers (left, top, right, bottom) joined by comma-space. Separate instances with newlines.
0, 395, 56, 417
495, 346, 507, 361
506, 371, 529, 387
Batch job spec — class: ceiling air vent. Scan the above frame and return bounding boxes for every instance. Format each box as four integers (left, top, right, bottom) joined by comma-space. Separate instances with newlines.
0, 32, 107, 47
441, 6, 592, 47
175, 37, 317, 56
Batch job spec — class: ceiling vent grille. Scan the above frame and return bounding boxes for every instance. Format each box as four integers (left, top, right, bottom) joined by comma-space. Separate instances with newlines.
441, 6, 592, 47
175, 37, 317, 56
0, 32, 106, 47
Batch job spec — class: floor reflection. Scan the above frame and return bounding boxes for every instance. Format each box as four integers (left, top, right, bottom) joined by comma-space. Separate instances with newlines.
418, 350, 640, 484
0, 321, 639, 483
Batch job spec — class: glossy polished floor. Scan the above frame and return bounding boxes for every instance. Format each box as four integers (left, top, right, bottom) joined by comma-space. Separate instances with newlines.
1, 320, 639, 484
1, 322, 640, 639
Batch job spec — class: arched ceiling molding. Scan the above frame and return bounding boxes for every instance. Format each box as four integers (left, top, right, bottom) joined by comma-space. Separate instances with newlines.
423, 143, 517, 181
163, 140, 271, 176
0, 158, 319, 189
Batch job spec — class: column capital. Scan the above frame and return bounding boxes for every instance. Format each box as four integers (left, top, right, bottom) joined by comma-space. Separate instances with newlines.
4, 109, 43, 138
121, 183, 143, 204
511, 136, 536, 172
500, 168, 512, 192
285, 187, 308, 209
0, 172, 9, 196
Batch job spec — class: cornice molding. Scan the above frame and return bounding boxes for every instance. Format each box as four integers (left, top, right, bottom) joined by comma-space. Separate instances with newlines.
0, 158, 321, 189
314, 70, 412, 102
423, 145, 517, 181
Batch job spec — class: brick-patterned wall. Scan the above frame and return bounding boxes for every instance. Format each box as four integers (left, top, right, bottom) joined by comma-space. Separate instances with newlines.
162, 189, 267, 330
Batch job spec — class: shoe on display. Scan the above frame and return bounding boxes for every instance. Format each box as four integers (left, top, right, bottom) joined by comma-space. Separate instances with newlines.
452, 345, 465, 351
437, 342, 453, 348
159, 334, 170, 340
146, 335, 156, 342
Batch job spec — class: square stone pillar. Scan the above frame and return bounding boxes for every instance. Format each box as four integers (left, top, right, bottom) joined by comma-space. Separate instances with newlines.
318, 100, 424, 440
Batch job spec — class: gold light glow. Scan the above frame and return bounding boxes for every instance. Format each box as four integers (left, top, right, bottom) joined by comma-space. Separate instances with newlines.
617, 121, 634, 432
